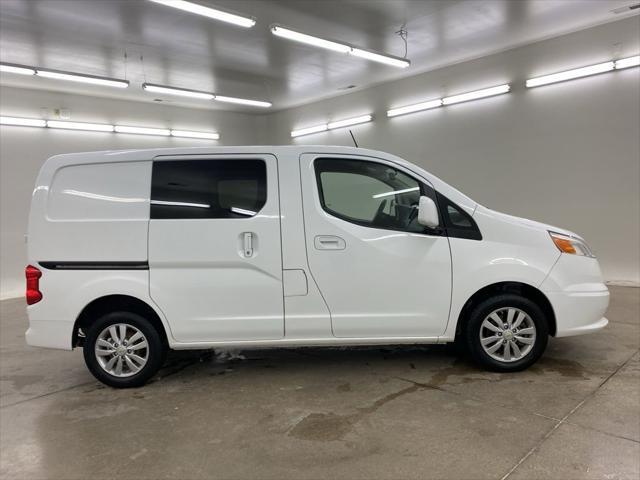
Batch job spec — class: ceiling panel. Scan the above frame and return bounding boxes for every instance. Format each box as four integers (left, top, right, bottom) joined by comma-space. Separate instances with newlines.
0, 0, 636, 111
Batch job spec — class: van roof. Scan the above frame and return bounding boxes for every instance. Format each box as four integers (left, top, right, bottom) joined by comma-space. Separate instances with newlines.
46, 145, 387, 163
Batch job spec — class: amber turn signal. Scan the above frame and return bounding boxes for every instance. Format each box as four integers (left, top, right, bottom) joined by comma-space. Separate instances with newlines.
551, 235, 577, 254
549, 231, 595, 257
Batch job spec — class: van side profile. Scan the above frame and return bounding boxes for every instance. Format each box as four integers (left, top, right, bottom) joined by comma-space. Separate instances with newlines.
26, 146, 609, 387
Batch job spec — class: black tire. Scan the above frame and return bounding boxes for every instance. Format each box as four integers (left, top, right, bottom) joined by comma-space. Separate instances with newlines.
83, 311, 167, 388
464, 294, 548, 372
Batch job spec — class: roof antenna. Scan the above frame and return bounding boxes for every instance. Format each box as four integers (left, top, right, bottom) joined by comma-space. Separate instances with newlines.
349, 129, 358, 148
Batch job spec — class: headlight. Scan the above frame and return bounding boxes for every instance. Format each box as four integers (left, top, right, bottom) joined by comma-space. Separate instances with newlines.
549, 231, 595, 257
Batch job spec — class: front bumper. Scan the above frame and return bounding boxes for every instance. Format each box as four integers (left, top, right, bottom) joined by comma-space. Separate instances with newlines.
543, 290, 609, 337
541, 254, 610, 338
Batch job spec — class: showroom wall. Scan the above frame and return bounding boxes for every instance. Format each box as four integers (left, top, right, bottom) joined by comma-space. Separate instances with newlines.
1, 16, 638, 298
0, 87, 260, 297
268, 16, 640, 285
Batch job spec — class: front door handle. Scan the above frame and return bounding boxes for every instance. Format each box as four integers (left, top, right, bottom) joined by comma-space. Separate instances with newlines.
314, 235, 346, 250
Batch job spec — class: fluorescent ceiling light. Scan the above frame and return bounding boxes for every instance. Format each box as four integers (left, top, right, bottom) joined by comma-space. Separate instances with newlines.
214, 95, 272, 108
327, 114, 373, 129
291, 124, 328, 138
1, 63, 128, 88
47, 120, 114, 132
37, 69, 129, 88
292, 114, 373, 137
143, 83, 214, 100
0, 116, 46, 127
147, 0, 255, 28
387, 99, 442, 117
171, 129, 219, 140
271, 25, 410, 68
442, 84, 510, 105
271, 25, 351, 53
0, 64, 36, 75
3, 116, 218, 139
349, 49, 410, 68
114, 125, 171, 136
143, 83, 269, 107
526, 62, 614, 88
615, 55, 640, 69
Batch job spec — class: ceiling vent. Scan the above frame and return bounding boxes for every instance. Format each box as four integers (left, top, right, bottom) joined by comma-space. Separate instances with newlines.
611, 3, 640, 14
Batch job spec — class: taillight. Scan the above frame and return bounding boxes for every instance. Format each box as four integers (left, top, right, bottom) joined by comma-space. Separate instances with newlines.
25, 265, 42, 305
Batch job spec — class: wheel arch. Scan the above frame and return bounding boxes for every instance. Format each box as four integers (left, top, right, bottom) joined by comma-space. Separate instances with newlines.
454, 281, 557, 341
73, 295, 169, 348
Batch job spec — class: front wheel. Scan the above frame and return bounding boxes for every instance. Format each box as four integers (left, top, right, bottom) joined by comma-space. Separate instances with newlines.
83, 312, 166, 388
464, 294, 549, 372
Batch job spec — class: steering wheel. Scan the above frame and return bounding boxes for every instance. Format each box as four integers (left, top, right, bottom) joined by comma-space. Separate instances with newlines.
407, 202, 419, 225
373, 199, 387, 222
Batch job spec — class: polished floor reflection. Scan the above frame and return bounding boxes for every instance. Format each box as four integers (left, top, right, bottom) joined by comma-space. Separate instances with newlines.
1, 287, 638, 479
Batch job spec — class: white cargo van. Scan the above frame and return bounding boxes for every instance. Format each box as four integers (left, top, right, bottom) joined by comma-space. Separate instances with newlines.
25, 146, 609, 387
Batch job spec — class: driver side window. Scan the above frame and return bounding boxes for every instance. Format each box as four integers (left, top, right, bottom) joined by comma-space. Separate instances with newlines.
315, 158, 433, 233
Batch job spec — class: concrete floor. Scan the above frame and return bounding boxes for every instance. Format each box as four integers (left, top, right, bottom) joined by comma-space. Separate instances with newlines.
0, 287, 638, 480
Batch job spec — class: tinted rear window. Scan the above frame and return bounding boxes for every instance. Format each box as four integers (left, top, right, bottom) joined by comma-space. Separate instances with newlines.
151, 159, 266, 219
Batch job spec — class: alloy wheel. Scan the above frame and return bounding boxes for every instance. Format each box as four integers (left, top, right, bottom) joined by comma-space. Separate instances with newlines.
479, 307, 536, 363
94, 323, 149, 377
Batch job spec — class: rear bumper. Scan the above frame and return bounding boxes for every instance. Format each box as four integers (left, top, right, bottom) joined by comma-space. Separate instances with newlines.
25, 318, 74, 350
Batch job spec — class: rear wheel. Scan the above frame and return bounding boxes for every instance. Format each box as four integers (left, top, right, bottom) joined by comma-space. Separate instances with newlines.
464, 294, 548, 372
83, 311, 166, 388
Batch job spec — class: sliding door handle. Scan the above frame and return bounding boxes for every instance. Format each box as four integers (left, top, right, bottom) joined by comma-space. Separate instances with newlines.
243, 232, 254, 257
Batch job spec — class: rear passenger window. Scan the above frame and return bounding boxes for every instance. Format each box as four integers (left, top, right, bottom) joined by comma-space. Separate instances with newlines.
151, 159, 266, 219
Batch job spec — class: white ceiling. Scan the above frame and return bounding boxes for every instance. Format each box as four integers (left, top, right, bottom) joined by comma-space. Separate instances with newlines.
0, 0, 637, 112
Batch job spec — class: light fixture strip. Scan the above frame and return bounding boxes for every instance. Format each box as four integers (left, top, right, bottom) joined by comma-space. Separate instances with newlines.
387, 99, 443, 117
143, 83, 214, 100
36, 69, 129, 89
526, 61, 615, 88
350, 48, 410, 68
0, 116, 47, 127
271, 25, 351, 53
213, 95, 272, 108
114, 125, 171, 136
327, 114, 373, 130
291, 114, 373, 137
1, 63, 129, 88
0, 63, 36, 75
2, 115, 219, 139
147, 0, 255, 28
270, 25, 410, 68
142, 83, 271, 107
388, 85, 509, 118
171, 129, 220, 140
615, 55, 640, 70
47, 120, 114, 132
442, 84, 511, 105
291, 124, 328, 138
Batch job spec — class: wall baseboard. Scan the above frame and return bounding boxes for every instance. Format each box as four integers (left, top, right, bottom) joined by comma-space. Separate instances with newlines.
606, 280, 640, 288
0, 290, 23, 301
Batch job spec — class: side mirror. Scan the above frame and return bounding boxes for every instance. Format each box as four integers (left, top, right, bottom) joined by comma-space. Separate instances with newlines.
417, 196, 439, 228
